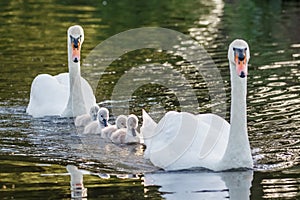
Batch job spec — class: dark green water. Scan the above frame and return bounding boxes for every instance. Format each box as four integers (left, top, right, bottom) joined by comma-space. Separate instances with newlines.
0, 0, 300, 199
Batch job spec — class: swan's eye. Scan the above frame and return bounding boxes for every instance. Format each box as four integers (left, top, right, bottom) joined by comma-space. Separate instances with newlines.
70, 36, 74, 42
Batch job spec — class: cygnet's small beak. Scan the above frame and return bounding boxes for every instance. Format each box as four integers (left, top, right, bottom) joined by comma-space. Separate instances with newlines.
102, 119, 108, 127
131, 128, 136, 137
234, 47, 247, 78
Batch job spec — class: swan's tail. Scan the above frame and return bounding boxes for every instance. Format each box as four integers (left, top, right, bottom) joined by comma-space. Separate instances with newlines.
140, 109, 157, 159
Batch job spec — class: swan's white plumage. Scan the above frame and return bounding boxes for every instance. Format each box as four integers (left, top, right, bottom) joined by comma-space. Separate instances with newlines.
27, 74, 68, 117
101, 115, 127, 139
110, 114, 140, 144
141, 39, 253, 171
26, 25, 96, 118
83, 107, 109, 134
142, 111, 230, 170
75, 105, 99, 127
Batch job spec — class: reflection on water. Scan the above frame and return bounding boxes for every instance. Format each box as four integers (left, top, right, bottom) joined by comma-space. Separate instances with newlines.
144, 170, 253, 200
67, 165, 87, 199
1, 159, 300, 199
0, 0, 300, 199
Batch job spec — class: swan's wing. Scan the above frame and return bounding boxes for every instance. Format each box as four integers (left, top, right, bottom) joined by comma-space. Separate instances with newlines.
27, 72, 96, 118
196, 114, 230, 161
148, 112, 200, 169
55, 73, 69, 86
27, 74, 68, 117
146, 112, 231, 170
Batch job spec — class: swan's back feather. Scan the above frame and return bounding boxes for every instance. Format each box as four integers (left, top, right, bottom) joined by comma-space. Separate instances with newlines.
26, 74, 68, 117
142, 110, 231, 170
27, 73, 95, 118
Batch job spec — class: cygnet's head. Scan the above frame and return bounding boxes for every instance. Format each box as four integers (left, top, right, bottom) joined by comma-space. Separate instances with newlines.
228, 39, 250, 78
89, 105, 99, 121
68, 25, 84, 63
116, 115, 127, 129
127, 114, 138, 136
97, 107, 109, 127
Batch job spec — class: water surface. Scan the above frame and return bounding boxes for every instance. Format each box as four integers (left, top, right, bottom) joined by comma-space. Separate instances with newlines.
0, 0, 300, 199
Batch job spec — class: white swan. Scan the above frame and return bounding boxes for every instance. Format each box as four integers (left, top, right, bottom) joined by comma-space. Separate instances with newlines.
26, 25, 96, 118
110, 114, 140, 144
83, 107, 109, 134
75, 105, 99, 127
141, 39, 253, 171
101, 115, 127, 139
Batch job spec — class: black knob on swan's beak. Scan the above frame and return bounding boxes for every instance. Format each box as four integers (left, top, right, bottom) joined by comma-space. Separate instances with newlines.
240, 71, 246, 78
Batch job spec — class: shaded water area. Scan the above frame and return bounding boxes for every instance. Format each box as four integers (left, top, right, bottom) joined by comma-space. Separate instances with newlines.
0, 0, 300, 199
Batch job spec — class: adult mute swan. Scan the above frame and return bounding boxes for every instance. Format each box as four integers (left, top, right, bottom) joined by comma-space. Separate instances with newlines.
83, 107, 109, 134
26, 25, 96, 118
141, 39, 253, 171
101, 115, 127, 139
75, 105, 99, 127
110, 114, 140, 144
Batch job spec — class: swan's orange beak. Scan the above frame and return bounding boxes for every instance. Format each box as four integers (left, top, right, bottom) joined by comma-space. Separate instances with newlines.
234, 48, 247, 78
71, 41, 81, 63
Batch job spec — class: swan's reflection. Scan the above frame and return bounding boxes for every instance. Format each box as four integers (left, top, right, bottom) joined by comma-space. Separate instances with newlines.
143, 170, 253, 200
66, 165, 88, 200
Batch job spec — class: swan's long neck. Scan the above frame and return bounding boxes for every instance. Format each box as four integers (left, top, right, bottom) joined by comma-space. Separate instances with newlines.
61, 48, 87, 117
220, 62, 253, 169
